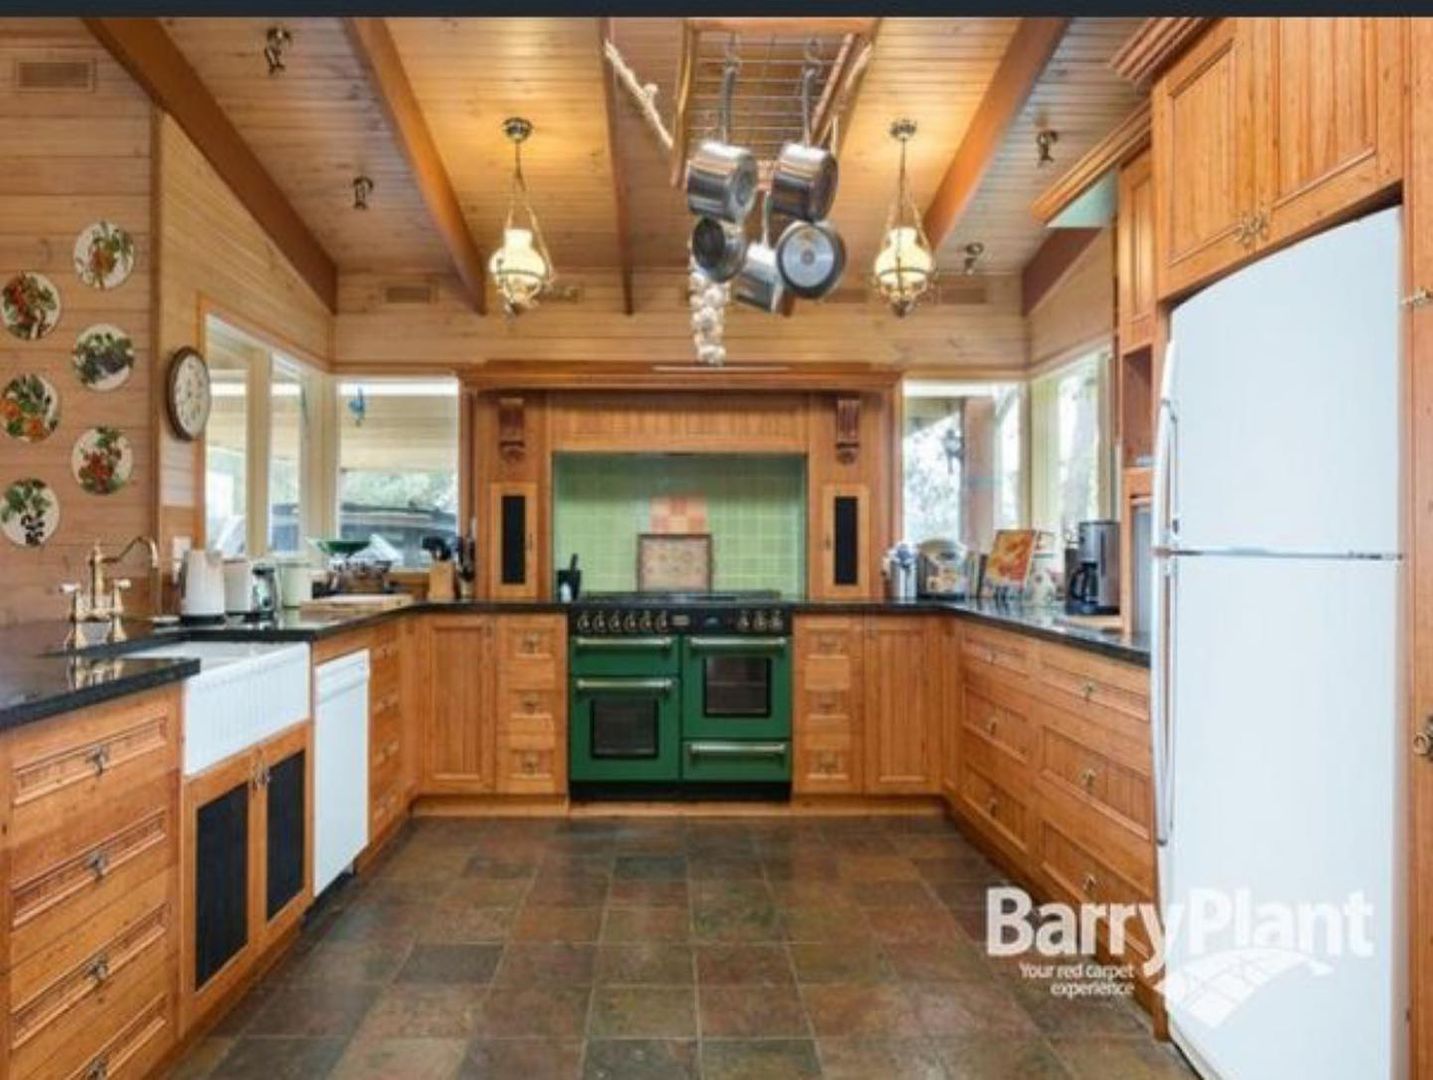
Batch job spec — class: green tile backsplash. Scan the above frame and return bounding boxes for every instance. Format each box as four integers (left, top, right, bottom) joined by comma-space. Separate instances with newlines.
553, 454, 806, 595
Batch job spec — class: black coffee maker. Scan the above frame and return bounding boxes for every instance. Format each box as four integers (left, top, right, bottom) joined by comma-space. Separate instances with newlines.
1064, 520, 1120, 615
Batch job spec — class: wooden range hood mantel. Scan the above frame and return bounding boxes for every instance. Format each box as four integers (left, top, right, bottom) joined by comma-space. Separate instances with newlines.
462, 360, 903, 394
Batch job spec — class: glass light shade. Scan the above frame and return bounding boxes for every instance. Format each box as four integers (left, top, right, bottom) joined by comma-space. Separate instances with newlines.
873, 226, 934, 316
489, 227, 550, 309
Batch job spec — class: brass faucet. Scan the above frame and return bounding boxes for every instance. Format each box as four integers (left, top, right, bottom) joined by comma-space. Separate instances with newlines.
60, 536, 161, 644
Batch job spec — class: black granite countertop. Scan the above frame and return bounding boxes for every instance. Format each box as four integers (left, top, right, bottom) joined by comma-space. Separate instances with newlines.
0, 594, 1146, 731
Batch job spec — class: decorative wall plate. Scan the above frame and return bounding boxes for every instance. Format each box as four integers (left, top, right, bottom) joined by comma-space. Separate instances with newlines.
71, 426, 132, 495
2, 374, 60, 443
72, 323, 134, 391
1, 478, 59, 548
73, 221, 135, 290
166, 346, 212, 441
2, 272, 61, 340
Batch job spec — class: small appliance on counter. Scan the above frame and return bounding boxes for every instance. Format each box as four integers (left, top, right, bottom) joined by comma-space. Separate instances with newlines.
1064, 519, 1120, 616
916, 537, 969, 598
223, 556, 254, 615
882, 542, 918, 601
252, 562, 279, 618
179, 548, 226, 624
276, 558, 314, 609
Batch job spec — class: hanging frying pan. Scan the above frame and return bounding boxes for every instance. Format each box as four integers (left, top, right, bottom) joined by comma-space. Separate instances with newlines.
775, 218, 846, 300
685, 60, 758, 225
734, 195, 786, 313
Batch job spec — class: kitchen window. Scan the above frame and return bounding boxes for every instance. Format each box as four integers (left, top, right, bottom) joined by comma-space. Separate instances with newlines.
902, 380, 1024, 552
203, 315, 318, 557
1030, 348, 1113, 545
337, 378, 459, 568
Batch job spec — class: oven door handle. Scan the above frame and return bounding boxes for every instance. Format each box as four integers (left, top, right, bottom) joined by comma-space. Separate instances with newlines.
685, 741, 789, 760
686, 636, 789, 654
572, 636, 675, 651
574, 677, 676, 695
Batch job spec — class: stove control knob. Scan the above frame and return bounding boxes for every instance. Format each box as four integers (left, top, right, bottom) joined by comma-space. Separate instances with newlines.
638, 610, 653, 632
752, 611, 768, 632
624, 612, 638, 632
576, 612, 591, 633
654, 611, 670, 633
592, 612, 606, 633
769, 610, 784, 632
737, 610, 751, 632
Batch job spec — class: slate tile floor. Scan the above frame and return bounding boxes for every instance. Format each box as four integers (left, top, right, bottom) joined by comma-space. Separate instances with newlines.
168, 815, 1196, 1080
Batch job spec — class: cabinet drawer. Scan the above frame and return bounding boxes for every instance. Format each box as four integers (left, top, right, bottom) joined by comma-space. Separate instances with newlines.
369, 684, 402, 724
962, 627, 1033, 679
370, 786, 405, 840
497, 687, 561, 735
1035, 643, 1148, 728
42, 964, 171, 1080
370, 728, 403, 788
370, 704, 403, 762
1039, 724, 1152, 836
496, 732, 561, 795
11, 872, 172, 1078
9, 774, 174, 970
800, 687, 857, 725
497, 618, 565, 688
8, 689, 177, 848
958, 757, 1031, 858
962, 683, 1034, 763
795, 718, 859, 793
1038, 817, 1152, 956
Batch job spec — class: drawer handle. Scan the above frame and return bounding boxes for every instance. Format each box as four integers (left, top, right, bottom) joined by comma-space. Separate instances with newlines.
986, 796, 999, 817
985, 648, 996, 664
520, 751, 540, 775
815, 696, 835, 714
1079, 767, 1098, 790
522, 694, 540, 714
87, 953, 111, 984
816, 750, 837, 774
985, 717, 998, 736
1081, 680, 1096, 701
86, 848, 111, 881
86, 745, 111, 777
521, 633, 541, 653
816, 635, 840, 654
1082, 872, 1099, 896
86, 1057, 109, 1080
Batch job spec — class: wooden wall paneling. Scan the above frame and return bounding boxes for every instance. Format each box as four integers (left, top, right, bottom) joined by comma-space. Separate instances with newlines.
1408, 17, 1433, 1078
1021, 228, 1102, 316
85, 18, 337, 311
921, 18, 1070, 252
547, 391, 809, 453
344, 17, 488, 313
1027, 227, 1115, 368
0, 20, 156, 625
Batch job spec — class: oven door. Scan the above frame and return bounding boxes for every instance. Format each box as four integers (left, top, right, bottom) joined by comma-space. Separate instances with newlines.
569, 675, 681, 781
680, 636, 791, 741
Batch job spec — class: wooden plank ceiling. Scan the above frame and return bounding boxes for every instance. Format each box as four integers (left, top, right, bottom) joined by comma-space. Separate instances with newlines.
159, 16, 1142, 289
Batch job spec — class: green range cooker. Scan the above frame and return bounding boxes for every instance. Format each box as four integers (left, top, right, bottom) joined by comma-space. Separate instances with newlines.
567, 593, 792, 798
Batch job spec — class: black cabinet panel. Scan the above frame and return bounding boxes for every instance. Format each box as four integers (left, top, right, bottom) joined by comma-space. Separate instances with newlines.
266, 750, 306, 920
500, 494, 528, 586
833, 495, 861, 587
195, 782, 249, 989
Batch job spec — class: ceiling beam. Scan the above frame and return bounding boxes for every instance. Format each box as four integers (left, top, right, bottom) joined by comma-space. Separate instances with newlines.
84, 18, 337, 311
345, 18, 487, 315
598, 18, 634, 316
921, 17, 1071, 251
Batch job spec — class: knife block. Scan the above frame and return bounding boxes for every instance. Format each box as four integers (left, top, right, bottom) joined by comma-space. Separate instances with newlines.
427, 560, 457, 601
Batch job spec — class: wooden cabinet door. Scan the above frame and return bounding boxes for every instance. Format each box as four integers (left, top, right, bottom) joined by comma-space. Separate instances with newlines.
488, 482, 538, 599
255, 723, 310, 946
1116, 148, 1156, 353
423, 616, 495, 792
181, 752, 255, 1032
793, 617, 863, 795
1254, 18, 1402, 249
1153, 19, 1259, 298
814, 483, 870, 600
862, 618, 940, 794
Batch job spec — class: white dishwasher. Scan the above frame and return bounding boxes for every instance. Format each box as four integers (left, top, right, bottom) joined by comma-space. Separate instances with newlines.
314, 650, 370, 895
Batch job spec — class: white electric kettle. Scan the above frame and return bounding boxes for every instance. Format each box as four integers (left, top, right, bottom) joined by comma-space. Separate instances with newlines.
180, 548, 226, 623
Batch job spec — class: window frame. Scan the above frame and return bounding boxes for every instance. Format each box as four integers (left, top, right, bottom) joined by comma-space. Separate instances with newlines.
1028, 345, 1115, 544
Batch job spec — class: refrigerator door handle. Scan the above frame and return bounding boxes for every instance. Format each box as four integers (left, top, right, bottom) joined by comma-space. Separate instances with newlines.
1150, 339, 1177, 848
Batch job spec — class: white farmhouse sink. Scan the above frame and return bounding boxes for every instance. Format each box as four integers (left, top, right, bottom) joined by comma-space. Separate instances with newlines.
128, 640, 311, 775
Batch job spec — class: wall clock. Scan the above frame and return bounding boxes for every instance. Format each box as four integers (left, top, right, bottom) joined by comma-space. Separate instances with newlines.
166, 346, 212, 441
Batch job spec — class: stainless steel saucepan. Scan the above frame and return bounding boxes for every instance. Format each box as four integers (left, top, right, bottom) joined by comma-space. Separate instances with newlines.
734, 195, 786, 313
685, 60, 758, 225
769, 59, 839, 222
691, 215, 748, 283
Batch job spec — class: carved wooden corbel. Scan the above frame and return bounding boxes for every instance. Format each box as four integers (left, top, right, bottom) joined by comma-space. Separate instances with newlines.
835, 396, 861, 464
498, 395, 526, 463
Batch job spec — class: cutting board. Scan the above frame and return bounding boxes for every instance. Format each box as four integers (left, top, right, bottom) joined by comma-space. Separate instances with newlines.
299, 593, 414, 618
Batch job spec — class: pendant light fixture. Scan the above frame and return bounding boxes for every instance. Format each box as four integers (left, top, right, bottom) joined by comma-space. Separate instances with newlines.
872, 118, 936, 318
490, 117, 553, 317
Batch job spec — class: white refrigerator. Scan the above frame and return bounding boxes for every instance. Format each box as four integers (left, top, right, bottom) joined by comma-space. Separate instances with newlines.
1152, 207, 1406, 1080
